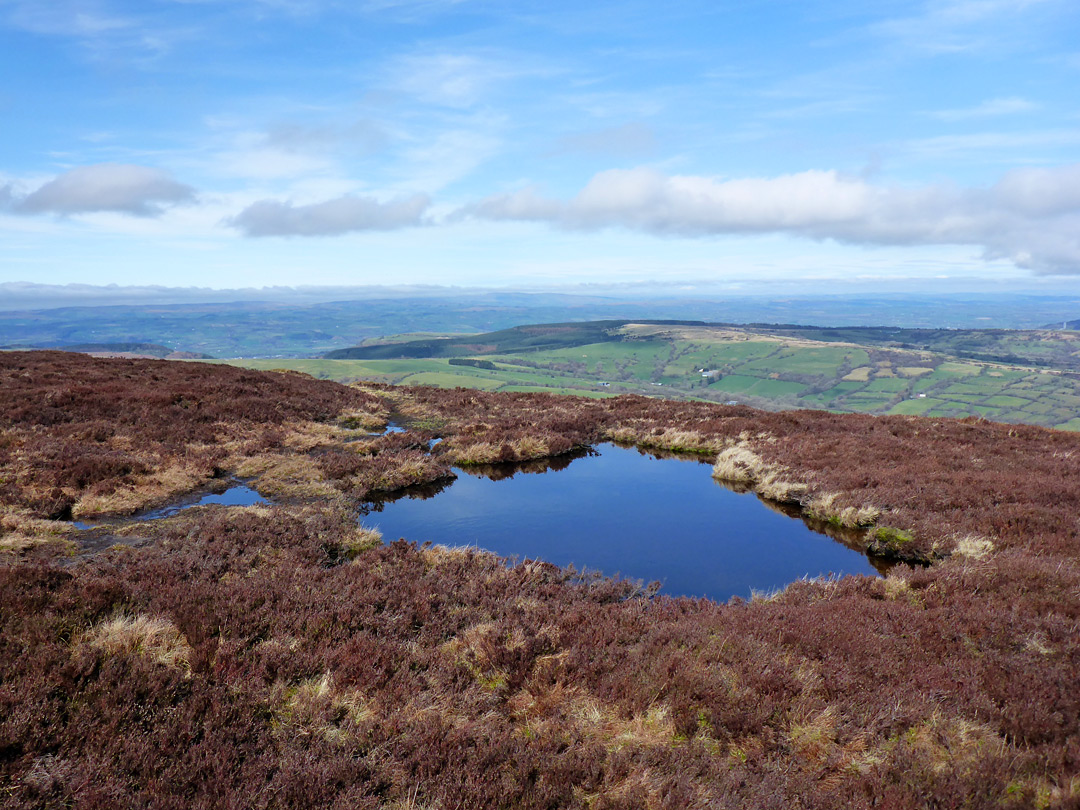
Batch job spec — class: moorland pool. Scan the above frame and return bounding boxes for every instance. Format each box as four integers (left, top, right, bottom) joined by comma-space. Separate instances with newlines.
73, 483, 267, 530
362, 443, 883, 602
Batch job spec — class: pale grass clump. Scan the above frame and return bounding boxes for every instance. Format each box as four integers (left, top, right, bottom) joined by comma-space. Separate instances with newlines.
235, 454, 339, 499
892, 711, 1007, 775
640, 428, 724, 455
711, 442, 768, 485
385, 785, 442, 810
1002, 776, 1080, 810
281, 421, 351, 452
607, 425, 723, 455
420, 544, 482, 568
0, 507, 74, 553
806, 492, 880, 528
787, 707, 839, 768
611, 705, 679, 748
712, 441, 806, 503
83, 614, 192, 674
512, 435, 549, 460
605, 426, 640, 445
337, 405, 390, 432
952, 534, 995, 560
1023, 634, 1054, 656
756, 471, 807, 503
577, 767, 673, 810
342, 526, 382, 560
883, 573, 915, 602
786, 706, 884, 787
271, 672, 376, 747
565, 694, 606, 731
450, 441, 501, 465
440, 622, 510, 692
73, 462, 207, 518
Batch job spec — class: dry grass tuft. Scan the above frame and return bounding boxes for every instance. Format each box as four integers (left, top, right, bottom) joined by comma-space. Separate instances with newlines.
787, 707, 839, 768
0, 507, 75, 553
711, 442, 768, 485
451, 441, 501, 465
73, 462, 209, 518
606, 425, 724, 455
236, 454, 340, 499
893, 712, 1007, 775
806, 492, 881, 528
512, 435, 549, 459
271, 672, 376, 747
712, 441, 807, 503
952, 534, 995, 560
83, 614, 192, 673
342, 526, 383, 560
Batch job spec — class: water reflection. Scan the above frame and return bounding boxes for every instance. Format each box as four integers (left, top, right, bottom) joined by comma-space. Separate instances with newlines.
360, 443, 884, 602
73, 483, 267, 530
455, 447, 593, 481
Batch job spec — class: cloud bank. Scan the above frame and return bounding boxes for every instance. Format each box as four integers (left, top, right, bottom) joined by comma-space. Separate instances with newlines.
227, 193, 430, 236
463, 164, 1080, 274
4, 164, 195, 216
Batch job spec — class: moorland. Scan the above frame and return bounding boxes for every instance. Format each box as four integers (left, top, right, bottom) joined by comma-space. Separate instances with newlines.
2, 350, 1079, 807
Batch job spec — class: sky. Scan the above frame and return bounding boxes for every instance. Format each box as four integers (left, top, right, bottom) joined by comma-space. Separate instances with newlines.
1, 0, 1079, 296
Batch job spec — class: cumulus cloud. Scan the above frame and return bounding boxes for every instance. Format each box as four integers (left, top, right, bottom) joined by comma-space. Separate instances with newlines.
227, 193, 430, 236
6, 164, 195, 216
462, 164, 1080, 274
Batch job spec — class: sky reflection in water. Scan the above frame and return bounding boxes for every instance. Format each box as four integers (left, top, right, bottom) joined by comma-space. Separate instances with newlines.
363, 443, 879, 602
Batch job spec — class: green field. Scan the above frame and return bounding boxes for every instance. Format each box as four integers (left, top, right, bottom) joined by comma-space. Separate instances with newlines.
213, 321, 1080, 431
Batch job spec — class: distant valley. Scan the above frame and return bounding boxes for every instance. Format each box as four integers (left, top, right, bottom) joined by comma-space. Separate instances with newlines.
221, 320, 1080, 431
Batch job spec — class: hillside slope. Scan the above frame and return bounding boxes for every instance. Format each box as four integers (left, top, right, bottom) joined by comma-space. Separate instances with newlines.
2, 352, 1079, 808
256, 320, 1080, 430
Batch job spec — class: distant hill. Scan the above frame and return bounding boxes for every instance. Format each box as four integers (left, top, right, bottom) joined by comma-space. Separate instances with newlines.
263, 319, 1080, 431
1044, 319, 1079, 330
0, 342, 214, 359
3, 293, 1078, 358
323, 320, 638, 359
326, 320, 1080, 373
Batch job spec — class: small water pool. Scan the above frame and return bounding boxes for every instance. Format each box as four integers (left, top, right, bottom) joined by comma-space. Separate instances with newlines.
73, 484, 267, 530
362, 443, 881, 602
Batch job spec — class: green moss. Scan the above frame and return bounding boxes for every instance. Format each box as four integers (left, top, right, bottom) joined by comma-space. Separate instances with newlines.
869, 526, 914, 547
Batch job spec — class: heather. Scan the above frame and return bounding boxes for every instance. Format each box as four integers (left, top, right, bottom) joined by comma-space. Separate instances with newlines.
2, 352, 1080, 808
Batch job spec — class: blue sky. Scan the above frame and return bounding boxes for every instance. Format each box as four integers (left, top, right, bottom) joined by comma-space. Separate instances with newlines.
1, 0, 1078, 294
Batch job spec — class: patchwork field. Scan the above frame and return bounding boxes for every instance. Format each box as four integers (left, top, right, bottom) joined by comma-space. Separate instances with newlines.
217, 322, 1080, 430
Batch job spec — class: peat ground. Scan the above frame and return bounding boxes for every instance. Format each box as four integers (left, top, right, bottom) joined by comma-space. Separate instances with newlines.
1, 351, 1079, 808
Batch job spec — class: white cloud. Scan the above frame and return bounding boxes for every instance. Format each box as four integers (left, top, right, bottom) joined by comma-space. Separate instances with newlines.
930, 97, 1039, 120
395, 126, 503, 194
904, 129, 1080, 159
871, 0, 1056, 54
393, 53, 500, 109
6, 163, 195, 216
461, 164, 1080, 274
227, 193, 430, 236
0, 0, 185, 61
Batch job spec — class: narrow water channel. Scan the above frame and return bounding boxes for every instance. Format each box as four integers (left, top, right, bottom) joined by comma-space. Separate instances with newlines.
73, 484, 267, 530
362, 443, 881, 602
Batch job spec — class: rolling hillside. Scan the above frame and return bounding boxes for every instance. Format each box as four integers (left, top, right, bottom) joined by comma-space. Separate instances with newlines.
222, 321, 1080, 430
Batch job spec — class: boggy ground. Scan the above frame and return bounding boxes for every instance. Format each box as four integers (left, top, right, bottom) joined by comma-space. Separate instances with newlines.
1, 352, 1079, 808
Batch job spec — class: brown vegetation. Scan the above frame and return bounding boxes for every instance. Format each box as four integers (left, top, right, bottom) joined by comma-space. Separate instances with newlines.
2, 353, 1080, 808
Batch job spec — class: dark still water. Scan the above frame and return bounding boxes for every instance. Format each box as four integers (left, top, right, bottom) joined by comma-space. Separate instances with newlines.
362, 444, 880, 602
